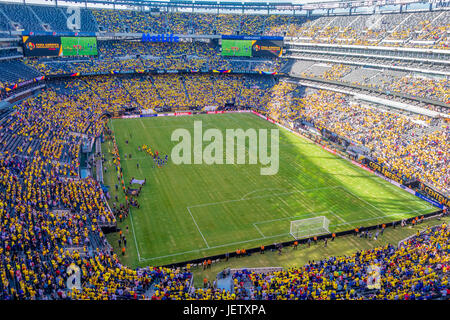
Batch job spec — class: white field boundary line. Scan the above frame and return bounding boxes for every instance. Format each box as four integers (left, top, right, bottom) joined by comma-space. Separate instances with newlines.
138, 231, 294, 262
253, 224, 265, 237
337, 185, 390, 217
330, 207, 432, 229
241, 188, 288, 200
134, 186, 434, 263
137, 207, 433, 262
337, 185, 434, 219
109, 120, 143, 262
129, 208, 142, 262
187, 206, 210, 248
373, 180, 436, 213
329, 210, 351, 226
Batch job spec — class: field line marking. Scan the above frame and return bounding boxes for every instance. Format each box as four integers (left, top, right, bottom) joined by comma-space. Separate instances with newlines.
371, 180, 435, 213
254, 210, 330, 225
188, 186, 339, 209
138, 207, 434, 262
253, 223, 265, 238
139, 119, 147, 130
109, 120, 143, 263
337, 185, 387, 217
329, 210, 351, 226
331, 207, 432, 229
185, 186, 337, 248
187, 206, 210, 248
138, 232, 293, 262
241, 188, 286, 200
128, 208, 142, 262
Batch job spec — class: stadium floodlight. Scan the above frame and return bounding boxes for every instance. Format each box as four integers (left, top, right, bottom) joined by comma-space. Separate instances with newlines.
289, 216, 330, 240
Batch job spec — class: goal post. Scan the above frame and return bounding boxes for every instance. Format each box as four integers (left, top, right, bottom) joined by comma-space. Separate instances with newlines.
290, 216, 330, 240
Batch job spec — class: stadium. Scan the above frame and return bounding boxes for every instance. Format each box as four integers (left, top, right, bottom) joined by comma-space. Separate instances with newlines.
0, 0, 448, 303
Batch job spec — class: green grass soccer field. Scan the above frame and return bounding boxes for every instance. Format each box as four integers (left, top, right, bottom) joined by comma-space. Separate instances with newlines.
103, 113, 435, 267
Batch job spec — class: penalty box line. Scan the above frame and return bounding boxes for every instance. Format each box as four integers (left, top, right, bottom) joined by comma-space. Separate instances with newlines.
252, 210, 331, 238
185, 186, 340, 248
137, 206, 433, 263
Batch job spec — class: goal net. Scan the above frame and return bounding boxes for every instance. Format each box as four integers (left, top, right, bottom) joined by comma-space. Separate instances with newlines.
290, 216, 330, 240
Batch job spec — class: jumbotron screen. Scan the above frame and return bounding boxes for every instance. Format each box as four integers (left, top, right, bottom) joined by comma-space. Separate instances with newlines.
221, 39, 253, 57
221, 39, 283, 58
61, 37, 98, 56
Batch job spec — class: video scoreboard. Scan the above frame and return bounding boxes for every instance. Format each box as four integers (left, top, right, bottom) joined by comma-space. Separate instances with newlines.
23, 36, 98, 57
221, 36, 283, 58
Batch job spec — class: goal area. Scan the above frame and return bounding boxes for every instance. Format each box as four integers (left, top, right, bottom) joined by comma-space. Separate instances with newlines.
290, 216, 330, 240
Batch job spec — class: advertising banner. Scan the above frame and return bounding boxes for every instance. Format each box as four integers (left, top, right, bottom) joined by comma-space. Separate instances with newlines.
251, 40, 283, 58
22, 36, 61, 57
415, 192, 444, 209
418, 183, 450, 208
